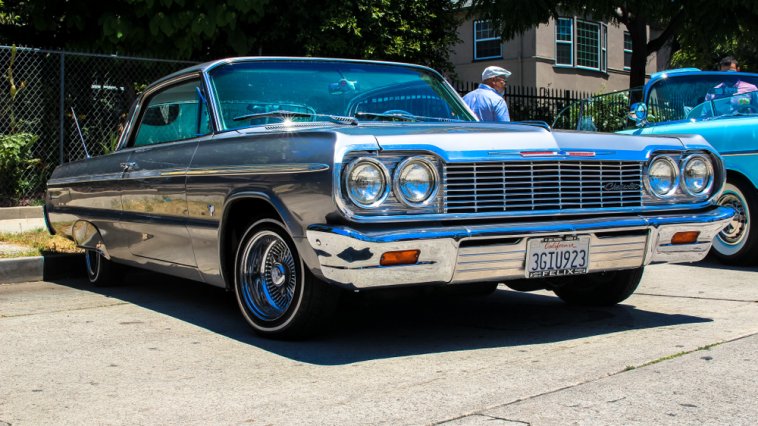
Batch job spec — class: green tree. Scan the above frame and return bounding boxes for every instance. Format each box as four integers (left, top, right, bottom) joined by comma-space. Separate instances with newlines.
0, 0, 461, 71
671, 1, 758, 72
468, 1, 758, 90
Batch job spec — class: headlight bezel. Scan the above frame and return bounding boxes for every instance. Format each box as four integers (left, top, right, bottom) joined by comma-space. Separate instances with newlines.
645, 155, 680, 199
343, 157, 391, 209
680, 154, 715, 197
392, 156, 440, 207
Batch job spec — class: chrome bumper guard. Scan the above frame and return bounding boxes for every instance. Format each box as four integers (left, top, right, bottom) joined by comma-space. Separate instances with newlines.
306, 206, 735, 289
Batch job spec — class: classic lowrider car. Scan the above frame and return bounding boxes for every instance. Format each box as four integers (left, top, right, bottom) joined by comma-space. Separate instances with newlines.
555, 68, 758, 265
621, 69, 758, 266
45, 58, 735, 338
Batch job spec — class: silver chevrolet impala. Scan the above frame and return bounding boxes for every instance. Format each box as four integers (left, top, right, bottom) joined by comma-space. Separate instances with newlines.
45, 57, 735, 338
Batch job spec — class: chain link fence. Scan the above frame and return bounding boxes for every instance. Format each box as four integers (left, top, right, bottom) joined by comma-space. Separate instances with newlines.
0, 45, 195, 206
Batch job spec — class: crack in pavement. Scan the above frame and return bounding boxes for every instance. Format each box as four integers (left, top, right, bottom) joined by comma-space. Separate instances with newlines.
635, 292, 758, 303
433, 331, 758, 425
0, 301, 130, 318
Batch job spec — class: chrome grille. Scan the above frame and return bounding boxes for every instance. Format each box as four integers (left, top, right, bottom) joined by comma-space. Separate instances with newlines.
444, 161, 644, 213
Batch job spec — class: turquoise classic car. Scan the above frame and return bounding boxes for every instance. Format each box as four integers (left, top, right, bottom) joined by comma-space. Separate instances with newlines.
557, 69, 758, 265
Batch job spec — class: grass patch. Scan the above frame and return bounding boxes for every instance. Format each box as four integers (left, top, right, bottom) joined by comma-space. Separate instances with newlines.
0, 228, 82, 258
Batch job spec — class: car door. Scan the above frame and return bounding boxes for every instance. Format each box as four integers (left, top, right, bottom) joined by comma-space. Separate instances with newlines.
119, 75, 212, 266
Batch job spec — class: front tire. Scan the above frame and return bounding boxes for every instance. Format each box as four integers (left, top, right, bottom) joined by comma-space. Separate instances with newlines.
552, 267, 644, 306
233, 219, 338, 339
712, 181, 758, 265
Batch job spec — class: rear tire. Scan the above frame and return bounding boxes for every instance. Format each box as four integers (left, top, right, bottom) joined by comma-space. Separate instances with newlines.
233, 219, 338, 339
84, 249, 121, 286
552, 267, 644, 306
712, 181, 758, 265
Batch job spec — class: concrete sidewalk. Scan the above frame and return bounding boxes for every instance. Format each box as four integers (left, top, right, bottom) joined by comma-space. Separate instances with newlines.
0, 206, 82, 283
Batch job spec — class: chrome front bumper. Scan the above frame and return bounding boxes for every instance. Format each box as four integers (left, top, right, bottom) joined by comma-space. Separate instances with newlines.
305, 206, 735, 289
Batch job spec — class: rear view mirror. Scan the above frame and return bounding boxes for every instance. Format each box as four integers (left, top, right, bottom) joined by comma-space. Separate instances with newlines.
329, 79, 360, 95
628, 102, 647, 127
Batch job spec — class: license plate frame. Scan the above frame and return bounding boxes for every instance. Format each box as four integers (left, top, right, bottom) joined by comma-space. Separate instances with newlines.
525, 235, 590, 278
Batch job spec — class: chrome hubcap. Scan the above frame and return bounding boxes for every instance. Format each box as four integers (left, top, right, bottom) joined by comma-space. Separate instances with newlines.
239, 231, 297, 322
719, 193, 748, 245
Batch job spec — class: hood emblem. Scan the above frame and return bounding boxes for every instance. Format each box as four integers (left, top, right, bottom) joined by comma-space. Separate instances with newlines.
603, 182, 641, 191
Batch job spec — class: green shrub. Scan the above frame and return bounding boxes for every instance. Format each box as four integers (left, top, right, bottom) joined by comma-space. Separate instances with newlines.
0, 132, 40, 202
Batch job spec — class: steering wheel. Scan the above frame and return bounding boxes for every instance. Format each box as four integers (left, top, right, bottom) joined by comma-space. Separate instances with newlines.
382, 109, 413, 116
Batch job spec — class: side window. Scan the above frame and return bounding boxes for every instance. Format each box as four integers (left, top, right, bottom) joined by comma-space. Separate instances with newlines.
132, 79, 211, 147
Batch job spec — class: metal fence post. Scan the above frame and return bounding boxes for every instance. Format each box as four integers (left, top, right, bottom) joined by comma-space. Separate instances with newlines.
58, 52, 65, 165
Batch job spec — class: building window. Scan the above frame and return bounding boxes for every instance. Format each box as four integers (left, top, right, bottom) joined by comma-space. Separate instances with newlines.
555, 18, 573, 66
624, 32, 632, 70
474, 20, 502, 60
576, 20, 601, 70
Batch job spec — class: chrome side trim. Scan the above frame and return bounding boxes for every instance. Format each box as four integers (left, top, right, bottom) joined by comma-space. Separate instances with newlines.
163, 163, 330, 177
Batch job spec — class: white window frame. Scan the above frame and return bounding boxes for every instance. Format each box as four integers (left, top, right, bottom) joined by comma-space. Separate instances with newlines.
623, 31, 632, 71
575, 19, 601, 71
555, 17, 574, 67
601, 23, 608, 73
473, 20, 503, 61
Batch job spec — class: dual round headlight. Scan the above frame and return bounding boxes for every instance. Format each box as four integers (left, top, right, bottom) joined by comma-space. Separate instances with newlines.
345, 157, 439, 208
681, 155, 714, 196
646, 154, 714, 198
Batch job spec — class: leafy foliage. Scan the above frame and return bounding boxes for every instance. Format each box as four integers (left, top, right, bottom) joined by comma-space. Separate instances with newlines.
0, 132, 40, 202
0, 0, 461, 71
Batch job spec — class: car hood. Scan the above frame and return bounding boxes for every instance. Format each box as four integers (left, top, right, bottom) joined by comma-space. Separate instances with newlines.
333, 122, 687, 162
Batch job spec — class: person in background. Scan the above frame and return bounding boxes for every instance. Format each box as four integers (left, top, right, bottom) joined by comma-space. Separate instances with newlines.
719, 56, 739, 71
463, 66, 511, 122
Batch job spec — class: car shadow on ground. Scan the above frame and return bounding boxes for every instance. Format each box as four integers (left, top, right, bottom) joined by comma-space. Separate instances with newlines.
51, 269, 712, 366
687, 255, 758, 273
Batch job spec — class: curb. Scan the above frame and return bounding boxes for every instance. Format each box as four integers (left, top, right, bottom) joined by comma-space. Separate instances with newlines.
0, 253, 85, 284
0, 206, 43, 220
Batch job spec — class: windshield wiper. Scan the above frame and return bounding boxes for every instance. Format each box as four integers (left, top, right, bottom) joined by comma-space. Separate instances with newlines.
232, 110, 314, 121
354, 111, 468, 123
354, 111, 418, 122
232, 110, 358, 125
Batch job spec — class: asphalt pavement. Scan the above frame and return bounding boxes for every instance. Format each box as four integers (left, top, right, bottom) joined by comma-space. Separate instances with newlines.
1, 259, 756, 425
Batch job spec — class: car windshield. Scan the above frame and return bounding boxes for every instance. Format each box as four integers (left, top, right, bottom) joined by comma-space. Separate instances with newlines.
685, 89, 758, 119
208, 60, 475, 130
647, 73, 758, 122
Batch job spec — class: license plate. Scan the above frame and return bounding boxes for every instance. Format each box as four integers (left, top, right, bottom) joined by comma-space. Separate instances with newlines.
526, 235, 590, 278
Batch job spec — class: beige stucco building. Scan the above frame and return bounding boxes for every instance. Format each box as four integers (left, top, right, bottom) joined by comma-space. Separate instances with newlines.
451, 15, 670, 93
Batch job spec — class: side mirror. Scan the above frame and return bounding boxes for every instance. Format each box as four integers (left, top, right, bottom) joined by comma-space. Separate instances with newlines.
628, 102, 647, 127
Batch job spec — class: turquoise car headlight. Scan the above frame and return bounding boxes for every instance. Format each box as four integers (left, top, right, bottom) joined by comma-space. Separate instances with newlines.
681, 155, 714, 196
646, 156, 679, 198
394, 157, 439, 207
345, 158, 390, 208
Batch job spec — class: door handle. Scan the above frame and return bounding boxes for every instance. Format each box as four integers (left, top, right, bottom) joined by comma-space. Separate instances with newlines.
120, 162, 138, 172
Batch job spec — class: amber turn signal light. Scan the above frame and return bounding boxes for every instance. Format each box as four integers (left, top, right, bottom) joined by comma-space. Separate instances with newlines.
671, 231, 700, 245
380, 250, 420, 266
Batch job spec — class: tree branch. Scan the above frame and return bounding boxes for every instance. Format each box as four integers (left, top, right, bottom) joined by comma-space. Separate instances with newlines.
647, 7, 685, 52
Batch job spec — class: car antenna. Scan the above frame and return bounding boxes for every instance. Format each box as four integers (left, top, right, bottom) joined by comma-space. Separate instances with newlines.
70, 107, 91, 159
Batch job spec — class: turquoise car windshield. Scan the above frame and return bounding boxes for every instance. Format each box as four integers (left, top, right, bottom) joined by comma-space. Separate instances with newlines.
686, 89, 758, 120
648, 74, 758, 122
208, 61, 475, 130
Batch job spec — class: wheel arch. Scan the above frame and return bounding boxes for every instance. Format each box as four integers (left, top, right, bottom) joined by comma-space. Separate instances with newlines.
219, 192, 314, 291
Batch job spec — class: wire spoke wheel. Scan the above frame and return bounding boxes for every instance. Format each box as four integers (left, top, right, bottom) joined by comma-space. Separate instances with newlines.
239, 230, 298, 322
712, 181, 758, 265
717, 192, 748, 247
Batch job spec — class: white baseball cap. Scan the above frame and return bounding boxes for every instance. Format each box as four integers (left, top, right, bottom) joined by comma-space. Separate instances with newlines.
482, 66, 512, 81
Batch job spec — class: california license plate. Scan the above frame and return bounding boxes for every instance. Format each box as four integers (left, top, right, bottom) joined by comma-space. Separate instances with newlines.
526, 235, 590, 278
